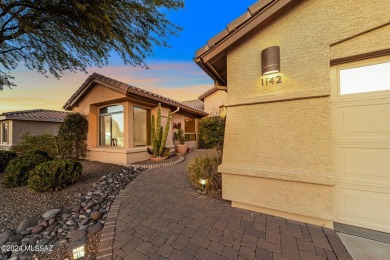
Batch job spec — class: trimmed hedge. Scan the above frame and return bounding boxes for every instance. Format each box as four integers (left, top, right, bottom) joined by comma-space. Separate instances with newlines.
28, 159, 83, 192
198, 116, 225, 149
13, 133, 58, 158
2, 154, 48, 188
27, 150, 52, 159
0, 151, 17, 173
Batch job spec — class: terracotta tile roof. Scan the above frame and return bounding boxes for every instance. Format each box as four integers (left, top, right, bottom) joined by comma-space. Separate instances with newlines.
194, 0, 283, 58
63, 73, 208, 116
181, 100, 204, 111
0, 109, 68, 122
198, 87, 218, 101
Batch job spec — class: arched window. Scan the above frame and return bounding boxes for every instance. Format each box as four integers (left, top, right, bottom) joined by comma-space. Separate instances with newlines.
99, 105, 124, 146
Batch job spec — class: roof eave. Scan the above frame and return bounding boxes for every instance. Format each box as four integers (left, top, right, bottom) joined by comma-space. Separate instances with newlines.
195, 0, 299, 83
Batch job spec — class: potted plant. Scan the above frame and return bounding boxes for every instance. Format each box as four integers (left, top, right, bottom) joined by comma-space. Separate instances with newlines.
173, 128, 188, 155
149, 103, 171, 161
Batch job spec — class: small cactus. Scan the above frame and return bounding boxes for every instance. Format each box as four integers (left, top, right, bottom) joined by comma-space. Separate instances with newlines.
151, 103, 171, 157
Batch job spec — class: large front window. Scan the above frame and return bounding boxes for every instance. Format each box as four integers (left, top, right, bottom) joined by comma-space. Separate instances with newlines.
133, 107, 148, 146
99, 105, 124, 147
2, 123, 8, 143
185, 117, 196, 141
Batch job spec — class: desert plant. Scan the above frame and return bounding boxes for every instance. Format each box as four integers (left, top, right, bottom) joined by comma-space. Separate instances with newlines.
13, 133, 58, 158
0, 151, 17, 173
187, 155, 221, 192
57, 113, 88, 159
151, 103, 171, 157
173, 128, 186, 145
198, 116, 225, 149
2, 154, 48, 188
28, 159, 83, 192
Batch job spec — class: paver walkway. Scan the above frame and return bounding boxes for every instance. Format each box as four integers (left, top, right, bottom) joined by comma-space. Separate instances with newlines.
102, 150, 352, 260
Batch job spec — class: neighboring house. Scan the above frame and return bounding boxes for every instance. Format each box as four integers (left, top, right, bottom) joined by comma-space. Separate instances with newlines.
63, 73, 208, 165
195, 0, 390, 236
0, 109, 68, 150
198, 86, 227, 117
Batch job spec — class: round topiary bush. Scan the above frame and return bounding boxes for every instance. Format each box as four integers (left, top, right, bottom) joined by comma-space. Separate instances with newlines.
0, 151, 17, 173
2, 154, 48, 188
28, 159, 83, 192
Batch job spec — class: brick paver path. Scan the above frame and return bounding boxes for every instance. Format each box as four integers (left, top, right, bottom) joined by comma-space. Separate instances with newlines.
108, 150, 352, 259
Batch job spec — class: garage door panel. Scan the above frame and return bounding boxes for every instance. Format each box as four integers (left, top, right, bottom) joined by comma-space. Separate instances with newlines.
335, 146, 390, 180
336, 187, 390, 233
332, 101, 390, 140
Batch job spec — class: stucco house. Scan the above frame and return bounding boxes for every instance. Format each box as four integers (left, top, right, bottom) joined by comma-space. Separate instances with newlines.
63, 73, 208, 165
198, 85, 227, 117
0, 109, 68, 150
195, 0, 390, 237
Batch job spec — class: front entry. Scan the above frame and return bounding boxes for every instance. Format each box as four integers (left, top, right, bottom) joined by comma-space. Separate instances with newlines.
331, 57, 390, 233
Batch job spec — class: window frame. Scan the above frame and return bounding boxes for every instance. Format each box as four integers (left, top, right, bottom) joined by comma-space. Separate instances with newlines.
1, 122, 8, 144
334, 56, 390, 100
98, 105, 124, 147
133, 106, 150, 147
184, 117, 196, 142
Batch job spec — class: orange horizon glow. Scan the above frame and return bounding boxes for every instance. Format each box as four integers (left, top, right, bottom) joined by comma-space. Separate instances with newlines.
0, 62, 213, 113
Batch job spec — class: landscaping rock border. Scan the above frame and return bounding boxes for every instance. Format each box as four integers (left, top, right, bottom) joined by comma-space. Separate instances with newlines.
0, 167, 143, 260
129, 156, 184, 169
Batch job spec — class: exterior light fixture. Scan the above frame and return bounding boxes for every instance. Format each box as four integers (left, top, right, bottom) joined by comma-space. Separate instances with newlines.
261, 46, 280, 75
70, 236, 87, 260
199, 178, 207, 193
72, 245, 85, 259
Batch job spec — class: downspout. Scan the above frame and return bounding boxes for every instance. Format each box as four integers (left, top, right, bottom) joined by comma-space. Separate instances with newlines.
171, 107, 180, 115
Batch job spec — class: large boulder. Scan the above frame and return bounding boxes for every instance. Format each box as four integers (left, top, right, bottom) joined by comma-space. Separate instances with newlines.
16, 216, 41, 234
42, 209, 61, 220
0, 230, 13, 246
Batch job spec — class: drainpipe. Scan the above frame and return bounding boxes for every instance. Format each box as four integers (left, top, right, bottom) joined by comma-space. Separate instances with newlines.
171, 107, 180, 115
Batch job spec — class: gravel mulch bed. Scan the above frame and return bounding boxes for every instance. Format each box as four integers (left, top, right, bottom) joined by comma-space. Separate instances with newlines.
0, 161, 124, 232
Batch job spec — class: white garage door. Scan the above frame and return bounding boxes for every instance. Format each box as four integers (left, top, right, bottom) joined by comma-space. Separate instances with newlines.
331, 57, 390, 233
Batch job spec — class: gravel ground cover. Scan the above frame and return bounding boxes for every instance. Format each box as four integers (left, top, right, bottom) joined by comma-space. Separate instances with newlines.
0, 161, 124, 232
0, 161, 143, 260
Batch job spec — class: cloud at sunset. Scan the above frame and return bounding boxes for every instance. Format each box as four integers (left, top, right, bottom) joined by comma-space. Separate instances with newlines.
0, 60, 213, 113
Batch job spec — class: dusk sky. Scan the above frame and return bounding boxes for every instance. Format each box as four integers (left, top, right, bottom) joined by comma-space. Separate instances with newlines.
0, 0, 256, 113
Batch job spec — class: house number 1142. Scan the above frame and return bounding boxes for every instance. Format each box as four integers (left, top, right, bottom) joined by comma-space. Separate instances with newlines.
261, 76, 282, 86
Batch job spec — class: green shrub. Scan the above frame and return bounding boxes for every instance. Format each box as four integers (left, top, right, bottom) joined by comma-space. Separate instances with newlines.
27, 150, 52, 159
198, 116, 225, 149
0, 151, 17, 173
2, 154, 48, 188
57, 113, 88, 159
187, 155, 221, 192
28, 159, 83, 192
13, 134, 58, 158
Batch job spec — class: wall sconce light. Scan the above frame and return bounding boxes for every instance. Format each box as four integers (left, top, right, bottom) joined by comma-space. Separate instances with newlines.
261, 46, 280, 75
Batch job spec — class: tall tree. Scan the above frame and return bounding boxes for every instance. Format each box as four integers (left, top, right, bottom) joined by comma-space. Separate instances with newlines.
0, 0, 184, 89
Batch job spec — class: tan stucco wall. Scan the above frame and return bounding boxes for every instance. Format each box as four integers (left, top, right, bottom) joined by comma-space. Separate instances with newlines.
11, 120, 61, 145
222, 0, 390, 226
204, 90, 227, 116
